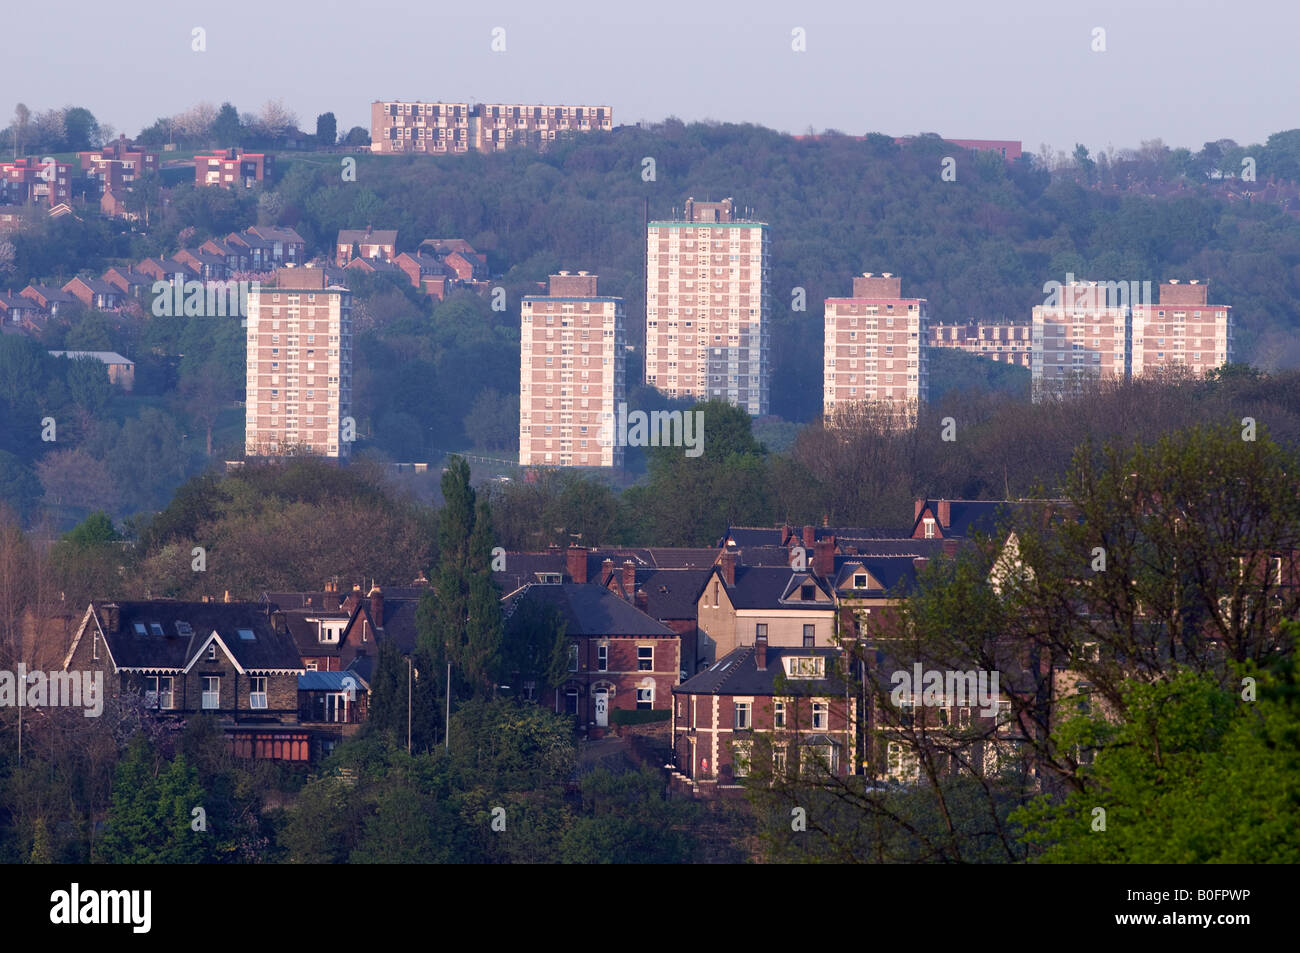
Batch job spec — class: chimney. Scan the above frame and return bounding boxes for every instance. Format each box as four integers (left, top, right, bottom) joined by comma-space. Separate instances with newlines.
635, 589, 649, 611
814, 538, 835, 578
937, 500, 951, 528
567, 545, 588, 584
622, 560, 636, 597
720, 549, 737, 587
601, 557, 614, 583
802, 525, 815, 549
369, 586, 384, 627
343, 585, 362, 614
271, 611, 287, 635
755, 628, 768, 671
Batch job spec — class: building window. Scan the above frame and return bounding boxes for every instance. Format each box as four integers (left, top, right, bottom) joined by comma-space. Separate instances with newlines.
636, 687, 653, 710
249, 676, 268, 709
774, 701, 785, 729
854, 573, 867, 588
734, 702, 751, 730
207, 644, 216, 662
773, 746, 788, 776
803, 624, 815, 647
202, 676, 220, 709
755, 623, 767, 641
923, 518, 936, 539
522, 680, 537, 701
812, 702, 828, 729
568, 644, 579, 672
732, 740, 752, 779
565, 688, 579, 714
638, 645, 653, 671
597, 644, 608, 671
145, 675, 173, 710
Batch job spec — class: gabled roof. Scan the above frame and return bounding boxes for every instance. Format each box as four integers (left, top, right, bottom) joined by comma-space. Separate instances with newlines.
675, 646, 845, 697
614, 567, 711, 619
247, 225, 304, 244
832, 555, 926, 594
72, 601, 302, 673
338, 228, 397, 245
722, 524, 910, 547
503, 583, 674, 637
720, 566, 835, 610
913, 500, 1012, 538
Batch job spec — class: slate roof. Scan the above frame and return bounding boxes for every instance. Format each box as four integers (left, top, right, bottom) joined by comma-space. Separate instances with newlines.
89, 601, 302, 671
723, 566, 834, 610
629, 568, 711, 619
915, 500, 1013, 538
503, 583, 674, 637
832, 555, 927, 594
723, 525, 910, 547
339, 228, 397, 246
674, 646, 846, 697
48, 350, 133, 365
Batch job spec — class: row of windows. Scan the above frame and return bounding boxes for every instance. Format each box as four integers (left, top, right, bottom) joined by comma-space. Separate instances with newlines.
143, 675, 267, 710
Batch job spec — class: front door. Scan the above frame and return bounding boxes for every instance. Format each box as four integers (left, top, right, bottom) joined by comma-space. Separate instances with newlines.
595, 689, 608, 727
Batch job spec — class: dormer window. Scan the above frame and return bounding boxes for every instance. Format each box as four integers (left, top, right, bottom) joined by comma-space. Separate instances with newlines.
853, 574, 867, 588
800, 584, 815, 601
133, 622, 148, 635
149, 623, 164, 636
318, 621, 344, 644
784, 656, 825, 678
924, 518, 936, 539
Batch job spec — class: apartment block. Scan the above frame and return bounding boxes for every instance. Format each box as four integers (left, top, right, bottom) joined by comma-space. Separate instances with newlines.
1031, 279, 1232, 400
77, 137, 159, 187
245, 268, 352, 458
370, 101, 612, 155
930, 322, 1032, 367
519, 271, 625, 468
195, 148, 273, 189
645, 197, 771, 415
823, 273, 928, 420
0, 158, 73, 207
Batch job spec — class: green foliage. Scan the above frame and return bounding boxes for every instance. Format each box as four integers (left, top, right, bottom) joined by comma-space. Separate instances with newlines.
98, 736, 213, 864
61, 510, 119, 546
315, 112, 337, 147
1014, 657, 1300, 863
558, 767, 700, 863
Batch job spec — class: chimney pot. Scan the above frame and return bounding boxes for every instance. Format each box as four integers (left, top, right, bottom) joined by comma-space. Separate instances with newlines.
938, 500, 951, 528
370, 585, 384, 627
720, 550, 737, 587
622, 560, 636, 598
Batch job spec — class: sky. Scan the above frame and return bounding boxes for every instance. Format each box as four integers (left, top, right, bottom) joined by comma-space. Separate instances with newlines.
6, 0, 1297, 156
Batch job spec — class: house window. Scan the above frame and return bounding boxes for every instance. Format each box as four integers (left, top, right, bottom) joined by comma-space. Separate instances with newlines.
772, 746, 788, 776
800, 584, 815, 601
854, 573, 867, 588
522, 680, 536, 701
774, 701, 785, 728
564, 688, 579, 714
597, 644, 608, 671
202, 676, 220, 709
755, 623, 767, 641
207, 644, 216, 662
812, 702, 827, 729
732, 740, 752, 778
924, 518, 936, 539
888, 741, 919, 781
249, 676, 268, 709
145, 675, 173, 710
149, 623, 165, 636
636, 687, 653, 710
734, 702, 751, 729
568, 644, 579, 672
305, 660, 318, 671
803, 624, 815, 647
324, 692, 349, 723
638, 645, 653, 671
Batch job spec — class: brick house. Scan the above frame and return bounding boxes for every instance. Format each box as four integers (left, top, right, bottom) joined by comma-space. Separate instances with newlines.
101, 267, 154, 302
62, 276, 122, 310
393, 251, 451, 298
672, 641, 855, 788
503, 581, 679, 734
62, 601, 310, 761
20, 284, 77, 318
336, 227, 397, 266
194, 148, 273, 189
245, 226, 306, 267
0, 158, 72, 206
173, 248, 229, 280
135, 257, 197, 283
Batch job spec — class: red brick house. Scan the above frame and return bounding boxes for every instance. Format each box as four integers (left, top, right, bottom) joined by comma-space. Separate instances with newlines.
102, 267, 154, 301
195, 148, 273, 189
62, 276, 122, 310
62, 601, 310, 761
672, 640, 855, 789
503, 581, 679, 734
20, 284, 77, 317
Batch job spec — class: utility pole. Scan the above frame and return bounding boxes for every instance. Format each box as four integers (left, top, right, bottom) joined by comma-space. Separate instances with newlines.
407, 656, 412, 754
445, 661, 451, 751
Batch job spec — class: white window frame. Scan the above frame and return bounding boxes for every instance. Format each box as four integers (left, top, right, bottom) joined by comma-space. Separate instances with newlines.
734, 701, 751, 730
249, 675, 268, 709
202, 676, 221, 709
638, 645, 653, 671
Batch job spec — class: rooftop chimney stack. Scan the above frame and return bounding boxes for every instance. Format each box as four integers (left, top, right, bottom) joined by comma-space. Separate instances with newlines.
369, 586, 384, 627
720, 549, 737, 587
802, 525, 815, 549
567, 546, 588, 585
622, 560, 636, 597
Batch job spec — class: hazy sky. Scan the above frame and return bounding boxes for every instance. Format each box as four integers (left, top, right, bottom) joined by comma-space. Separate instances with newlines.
9, 0, 1296, 156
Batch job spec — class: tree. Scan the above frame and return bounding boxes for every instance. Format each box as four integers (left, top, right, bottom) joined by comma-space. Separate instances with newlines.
256, 99, 298, 141
211, 103, 241, 148
340, 126, 370, 147
62, 510, 119, 546
421, 457, 503, 696
11, 103, 29, 159
315, 112, 337, 147
62, 106, 100, 151
1014, 655, 1300, 863
98, 736, 213, 863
